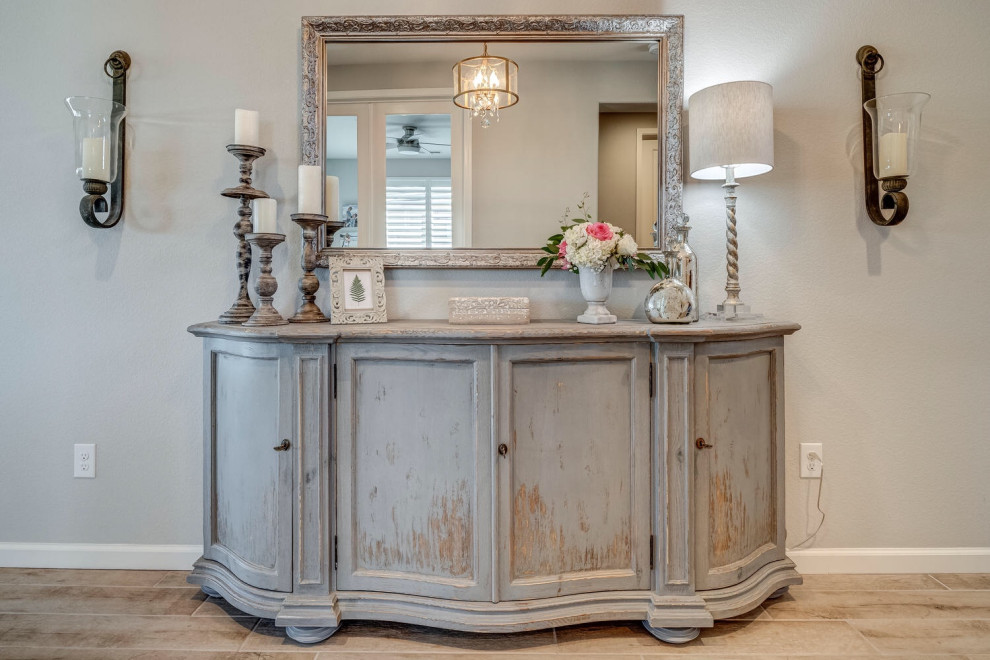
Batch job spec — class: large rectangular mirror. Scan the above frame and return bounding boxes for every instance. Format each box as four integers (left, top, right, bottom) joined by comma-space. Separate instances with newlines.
302, 15, 684, 268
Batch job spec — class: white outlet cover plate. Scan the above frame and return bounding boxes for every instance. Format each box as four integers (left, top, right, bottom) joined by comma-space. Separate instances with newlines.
800, 442, 822, 478
74, 443, 96, 478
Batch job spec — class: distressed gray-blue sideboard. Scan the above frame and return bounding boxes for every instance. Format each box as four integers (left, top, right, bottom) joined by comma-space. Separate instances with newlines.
186, 319, 802, 644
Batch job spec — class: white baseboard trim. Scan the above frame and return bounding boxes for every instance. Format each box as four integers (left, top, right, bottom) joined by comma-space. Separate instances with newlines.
0, 543, 202, 571
788, 547, 990, 574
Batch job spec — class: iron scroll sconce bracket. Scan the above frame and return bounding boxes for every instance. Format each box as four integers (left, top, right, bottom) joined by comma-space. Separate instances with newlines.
79, 50, 130, 228
857, 45, 908, 227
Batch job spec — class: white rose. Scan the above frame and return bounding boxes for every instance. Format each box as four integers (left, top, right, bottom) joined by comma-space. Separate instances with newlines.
617, 234, 638, 256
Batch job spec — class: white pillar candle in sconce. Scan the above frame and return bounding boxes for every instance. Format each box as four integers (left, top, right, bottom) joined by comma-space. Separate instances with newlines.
878, 132, 908, 177
325, 175, 340, 222
253, 198, 277, 233
234, 109, 259, 146
298, 165, 322, 214
81, 137, 110, 181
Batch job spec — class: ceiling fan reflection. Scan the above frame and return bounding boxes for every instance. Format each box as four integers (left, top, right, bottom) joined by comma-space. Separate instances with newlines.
386, 125, 450, 156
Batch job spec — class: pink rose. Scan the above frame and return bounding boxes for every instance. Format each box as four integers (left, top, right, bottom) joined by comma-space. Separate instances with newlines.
586, 222, 613, 241
558, 240, 568, 259
559, 259, 571, 270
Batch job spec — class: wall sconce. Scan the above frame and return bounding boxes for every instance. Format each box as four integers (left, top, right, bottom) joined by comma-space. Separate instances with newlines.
857, 45, 930, 226
65, 50, 131, 228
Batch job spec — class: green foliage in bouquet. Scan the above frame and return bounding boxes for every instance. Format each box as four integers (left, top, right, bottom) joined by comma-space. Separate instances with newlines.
537, 194, 667, 278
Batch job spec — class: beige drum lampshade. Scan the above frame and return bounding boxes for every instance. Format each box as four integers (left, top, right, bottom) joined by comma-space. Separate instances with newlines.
688, 81, 774, 180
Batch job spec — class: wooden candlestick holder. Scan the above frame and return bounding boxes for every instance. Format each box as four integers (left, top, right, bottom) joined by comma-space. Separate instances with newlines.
289, 213, 334, 323
219, 144, 269, 324
243, 232, 288, 327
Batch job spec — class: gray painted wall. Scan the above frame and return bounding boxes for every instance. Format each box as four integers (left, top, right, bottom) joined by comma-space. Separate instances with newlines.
0, 0, 988, 551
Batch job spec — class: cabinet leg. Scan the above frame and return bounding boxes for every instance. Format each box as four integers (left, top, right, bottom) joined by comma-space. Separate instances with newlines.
767, 586, 790, 600
285, 625, 339, 644
200, 585, 222, 599
642, 622, 700, 644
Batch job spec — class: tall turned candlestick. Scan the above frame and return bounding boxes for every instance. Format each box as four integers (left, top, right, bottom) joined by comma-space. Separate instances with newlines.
289, 214, 345, 323
219, 144, 269, 324
243, 233, 288, 327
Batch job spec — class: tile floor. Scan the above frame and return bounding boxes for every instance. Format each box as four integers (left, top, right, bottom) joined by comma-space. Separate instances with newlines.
1, 569, 989, 658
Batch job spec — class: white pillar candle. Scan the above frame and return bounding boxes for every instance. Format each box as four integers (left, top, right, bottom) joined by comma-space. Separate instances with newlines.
878, 132, 908, 177
234, 109, 259, 146
253, 198, 278, 233
298, 165, 322, 214
325, 175, 340, 222
81, 137, 110, 181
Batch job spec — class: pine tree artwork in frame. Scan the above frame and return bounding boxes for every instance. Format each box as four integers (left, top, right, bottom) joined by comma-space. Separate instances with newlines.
328, 255, 387, 324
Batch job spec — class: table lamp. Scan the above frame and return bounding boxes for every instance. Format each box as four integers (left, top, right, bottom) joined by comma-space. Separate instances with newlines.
688, 81, 774, 320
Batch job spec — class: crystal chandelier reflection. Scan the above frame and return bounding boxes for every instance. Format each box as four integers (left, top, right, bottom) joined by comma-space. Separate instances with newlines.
452, 43, 518, 128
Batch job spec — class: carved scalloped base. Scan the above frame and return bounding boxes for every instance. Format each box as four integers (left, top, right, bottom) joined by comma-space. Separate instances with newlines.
187, 556, 801, 643
700, 558, 803, 619
187, 559, 285, 620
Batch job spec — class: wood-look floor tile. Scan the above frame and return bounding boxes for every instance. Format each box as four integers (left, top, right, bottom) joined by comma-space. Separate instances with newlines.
0, 585, 207, 616
764, 589, 990, 620
193, 597, 256, 618
934, 574, 990, 590
725, 605, 771, 621
0, 650, 316, 659
241, 620, 557, 653
773, 656, 978, 660
554, 621, 702, 653
154, 571, 197, 588
0, 613, 257, 651
852, 619, 990, 655
313, 654, 605, 659
792, 574, 947, 591
0, 568, 169, 588
689, 620, 877, 655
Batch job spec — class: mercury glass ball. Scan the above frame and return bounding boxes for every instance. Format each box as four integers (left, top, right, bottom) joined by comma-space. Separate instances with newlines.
645, 277, 697, 323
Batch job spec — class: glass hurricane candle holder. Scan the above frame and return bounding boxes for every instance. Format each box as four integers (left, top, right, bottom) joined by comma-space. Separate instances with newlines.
65, 96, 127, 183
864, 92, 930, 180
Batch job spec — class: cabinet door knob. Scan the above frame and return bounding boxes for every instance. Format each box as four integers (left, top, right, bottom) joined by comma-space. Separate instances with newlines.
695, 437, 713, 450
273, 439, 291, 452
498, 443, 509, 456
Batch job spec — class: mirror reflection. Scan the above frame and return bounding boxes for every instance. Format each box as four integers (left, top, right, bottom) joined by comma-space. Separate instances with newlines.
324, 41, 659, 249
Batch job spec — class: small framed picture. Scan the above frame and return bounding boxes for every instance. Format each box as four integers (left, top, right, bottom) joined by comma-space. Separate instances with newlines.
328, 255, 387, 324
341, 202, 358, 228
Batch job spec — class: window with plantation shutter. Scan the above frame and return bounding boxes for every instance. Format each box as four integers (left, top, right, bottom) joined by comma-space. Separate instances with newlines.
385, 177, 453, 249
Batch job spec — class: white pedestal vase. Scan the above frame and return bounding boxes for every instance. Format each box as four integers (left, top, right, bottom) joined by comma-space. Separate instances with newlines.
577, 263, 616, 324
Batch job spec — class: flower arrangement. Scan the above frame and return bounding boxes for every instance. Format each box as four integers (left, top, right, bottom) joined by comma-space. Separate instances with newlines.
538, 194, 667, 278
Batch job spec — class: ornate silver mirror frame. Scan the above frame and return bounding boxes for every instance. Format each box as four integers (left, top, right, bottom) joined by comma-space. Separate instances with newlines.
302, 15, 684, 269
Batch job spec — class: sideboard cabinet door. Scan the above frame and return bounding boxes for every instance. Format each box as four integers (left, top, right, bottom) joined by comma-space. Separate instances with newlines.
694, 337, 786, 591
335, 343, 493, 601
203, 339, 293, 592
497, 343, 651, 600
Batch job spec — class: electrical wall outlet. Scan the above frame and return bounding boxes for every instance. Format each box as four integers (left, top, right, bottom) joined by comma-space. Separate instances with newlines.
800, 442, 822, 478
74, 443, 96, 478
